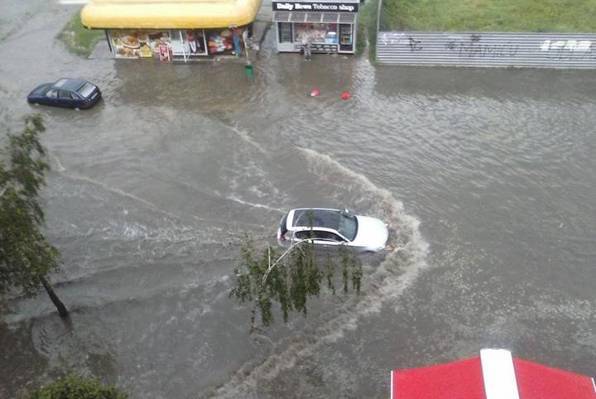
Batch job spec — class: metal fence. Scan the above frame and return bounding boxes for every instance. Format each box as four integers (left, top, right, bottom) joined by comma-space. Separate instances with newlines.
376, 31, 596, 69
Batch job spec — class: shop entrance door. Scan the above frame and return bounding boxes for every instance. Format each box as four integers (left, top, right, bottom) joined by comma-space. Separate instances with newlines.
339, 24, 354, 53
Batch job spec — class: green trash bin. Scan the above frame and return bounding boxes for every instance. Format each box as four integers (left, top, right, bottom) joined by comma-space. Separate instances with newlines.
244, 63, 254, 78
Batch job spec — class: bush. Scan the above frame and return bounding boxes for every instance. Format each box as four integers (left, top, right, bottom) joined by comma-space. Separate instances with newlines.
28, 375, 128, 399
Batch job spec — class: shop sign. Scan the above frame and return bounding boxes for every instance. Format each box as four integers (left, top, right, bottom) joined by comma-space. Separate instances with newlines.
273, 2, 358, 12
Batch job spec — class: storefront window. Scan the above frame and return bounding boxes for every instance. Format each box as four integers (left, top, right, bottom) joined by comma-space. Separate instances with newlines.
294, 23, 338, 44
278, 23, 292, 43
110, 30, 161, 58
183, 30, 207, 55
207, 27, 246, 55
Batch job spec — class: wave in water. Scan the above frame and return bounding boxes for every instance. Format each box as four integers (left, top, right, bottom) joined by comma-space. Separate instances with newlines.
211, 147, 429, 397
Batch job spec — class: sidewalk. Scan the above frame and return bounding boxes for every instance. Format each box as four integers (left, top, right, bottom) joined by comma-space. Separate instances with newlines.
251, 0, 273, 52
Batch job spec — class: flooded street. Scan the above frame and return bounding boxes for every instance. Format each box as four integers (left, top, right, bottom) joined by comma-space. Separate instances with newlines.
1, 2, 595, 399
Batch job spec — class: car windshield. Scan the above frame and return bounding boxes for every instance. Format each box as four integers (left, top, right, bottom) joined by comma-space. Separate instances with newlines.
293, 209, 358, 241
78, 82, 95, 98
337, 213, 357, 241
32, 84, 51, 95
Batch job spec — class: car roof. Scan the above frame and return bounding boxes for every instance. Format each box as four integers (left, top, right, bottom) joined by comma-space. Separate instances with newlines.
290, 208, 345, 230
53, 78, 88, 91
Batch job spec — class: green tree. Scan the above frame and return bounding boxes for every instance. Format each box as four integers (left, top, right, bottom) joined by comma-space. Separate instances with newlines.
27, 374, 128, 399
0, 115, 68, 317
230, 236, 363, 331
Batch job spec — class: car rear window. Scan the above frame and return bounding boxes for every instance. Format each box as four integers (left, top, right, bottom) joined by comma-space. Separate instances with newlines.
78, 82, 96, 98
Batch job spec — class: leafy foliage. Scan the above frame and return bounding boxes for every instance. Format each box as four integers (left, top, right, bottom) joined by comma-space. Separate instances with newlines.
230, 236, 363, 330
0, 115, 60, 296
27, 374, 128, 399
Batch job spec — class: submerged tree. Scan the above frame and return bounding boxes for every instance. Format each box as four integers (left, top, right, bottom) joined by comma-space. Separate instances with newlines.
0, 115, 68, 317
230, 236, 363, 331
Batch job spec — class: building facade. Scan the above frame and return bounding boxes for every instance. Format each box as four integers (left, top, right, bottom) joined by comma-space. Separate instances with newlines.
81, 0, 262, 61
273, 0, 360, 54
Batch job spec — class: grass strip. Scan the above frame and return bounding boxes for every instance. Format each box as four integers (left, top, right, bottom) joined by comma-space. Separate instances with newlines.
381, 0, 596, 32
355, 0, 382, 60
58, 10, 104, 57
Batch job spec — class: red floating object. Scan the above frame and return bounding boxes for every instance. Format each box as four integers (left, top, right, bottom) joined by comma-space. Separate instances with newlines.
340, 91, 351, 100
310, 88, 321, 97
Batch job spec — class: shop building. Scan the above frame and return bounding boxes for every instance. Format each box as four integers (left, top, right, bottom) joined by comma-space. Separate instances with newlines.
273, 0, 360, 54
81, 0, 262, 61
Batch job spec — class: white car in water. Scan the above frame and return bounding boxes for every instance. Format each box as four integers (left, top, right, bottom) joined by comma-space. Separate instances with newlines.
277, 208, 389, 252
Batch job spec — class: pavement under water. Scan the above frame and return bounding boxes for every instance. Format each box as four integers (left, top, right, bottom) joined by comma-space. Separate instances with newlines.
0, 2, 595, 399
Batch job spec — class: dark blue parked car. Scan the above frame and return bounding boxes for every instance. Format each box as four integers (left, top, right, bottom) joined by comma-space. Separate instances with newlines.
27, 78, 101, 109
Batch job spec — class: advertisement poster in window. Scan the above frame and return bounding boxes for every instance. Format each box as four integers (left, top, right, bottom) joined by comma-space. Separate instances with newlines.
184, 30, 207, 55
110, 31, 171, 59
207, 29, 234, 54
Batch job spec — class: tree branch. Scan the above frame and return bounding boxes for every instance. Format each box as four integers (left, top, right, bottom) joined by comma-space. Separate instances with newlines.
261, 240, 308, 285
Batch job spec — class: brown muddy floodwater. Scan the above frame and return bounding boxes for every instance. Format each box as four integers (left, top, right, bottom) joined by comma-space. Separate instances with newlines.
0, 2, 595, 399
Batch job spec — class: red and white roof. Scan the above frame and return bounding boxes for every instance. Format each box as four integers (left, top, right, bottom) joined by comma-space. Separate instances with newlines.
391, 348, 595, 399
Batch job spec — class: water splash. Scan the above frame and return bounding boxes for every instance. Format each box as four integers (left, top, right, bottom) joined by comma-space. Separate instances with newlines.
228, 122, 267, 155
212, 147, 429, 397
225, 195, 285, 213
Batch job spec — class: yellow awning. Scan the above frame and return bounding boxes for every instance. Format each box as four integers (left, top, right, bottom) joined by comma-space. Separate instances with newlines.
81, 0, 262, 29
